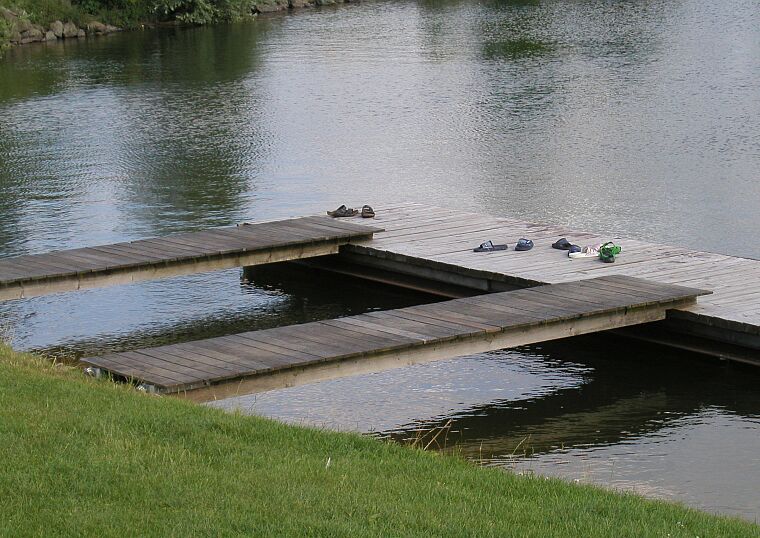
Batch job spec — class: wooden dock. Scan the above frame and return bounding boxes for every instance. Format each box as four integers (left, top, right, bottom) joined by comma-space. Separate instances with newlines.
0, 216, 381, 301
81, 276, 707, 395
329, 203, 760, 363
3, 201, 757, 393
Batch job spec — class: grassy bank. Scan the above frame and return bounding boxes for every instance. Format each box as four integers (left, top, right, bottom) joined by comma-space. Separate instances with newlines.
1, 345, 758, 536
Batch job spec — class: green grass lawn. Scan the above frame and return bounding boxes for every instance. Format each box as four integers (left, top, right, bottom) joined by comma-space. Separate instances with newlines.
1, 345, 758, 537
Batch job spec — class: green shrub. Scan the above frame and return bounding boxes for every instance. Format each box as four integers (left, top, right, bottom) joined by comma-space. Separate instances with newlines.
0, 17, 11, 56
214, 0, 254, 21
152, 0, 254, 25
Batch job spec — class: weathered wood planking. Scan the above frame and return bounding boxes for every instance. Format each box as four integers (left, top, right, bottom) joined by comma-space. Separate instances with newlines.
339, 203, 760, 346
81, 276, 707, 393
0, 216, 382, 301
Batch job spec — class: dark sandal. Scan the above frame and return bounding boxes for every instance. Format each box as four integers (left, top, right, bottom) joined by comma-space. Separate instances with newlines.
361, 205, 375, 218
514, 238, 534, 251
327, 205, 359, 217
474, 240, 508, 252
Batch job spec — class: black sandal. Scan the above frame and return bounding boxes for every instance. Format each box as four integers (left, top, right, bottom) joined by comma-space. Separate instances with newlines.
474, 240, 508, 252
327, 205, 359, 217
361, 205, 375, 218
515, 238, 534, 251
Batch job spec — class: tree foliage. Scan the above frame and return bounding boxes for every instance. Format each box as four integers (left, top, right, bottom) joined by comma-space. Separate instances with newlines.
153, 0, 256, 24
0, 18, 11, 54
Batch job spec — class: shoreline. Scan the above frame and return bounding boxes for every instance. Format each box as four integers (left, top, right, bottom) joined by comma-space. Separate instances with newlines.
0, 0, 357, 54
1, 344, 758, 535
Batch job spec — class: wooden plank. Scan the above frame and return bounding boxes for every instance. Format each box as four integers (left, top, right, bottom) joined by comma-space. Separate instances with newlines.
403, 304, 510, 332
526, 283, 659, 311
221, 335, 312, 369
92, 242, 195, 263
273, 323, 399, 356
83, 276, 705, 391
318, 318, 423, 346
0, 264, 35, 281
218, 223, 327, 244
87, 359, 178, 387
54, 247, 136, 268
265, 216, 379, 238
10, 252, 96, 274
92, 351, 201, 384
0, 258, 74, 281
456, 295, 547, 321
417, 300, 540, 329
246, 325, 362, 356
389, 308, 493, 334
41, 251, 117, 272
210, 227, 308, 249
298, 216, 383, 235
175, 231, 272, 252
233, 331, 336, 360
118, 350, 210, 382
135, 237, 216, 257
480, 289, 602, 318
88, 244, 169, 263
230, 218, 379, 246
58, 249, 151, 271
161, 342, 271, 371
312, 322, 418, 352
170, 341, 268, 369
197, 337, 301, 368
594, 275, 709, 298
231, 333, 323, 362
332, 315, 432, 341
362, 311, 469, 340
0, 216, 379, 292
532, 279, 684, 306
134, 348, 236, 378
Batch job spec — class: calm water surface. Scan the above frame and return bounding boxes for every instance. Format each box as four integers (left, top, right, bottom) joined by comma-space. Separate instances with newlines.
1, 0, 759, 521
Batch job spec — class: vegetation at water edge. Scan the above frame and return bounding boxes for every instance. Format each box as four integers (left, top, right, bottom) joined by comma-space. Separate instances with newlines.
1, 345, 758, 537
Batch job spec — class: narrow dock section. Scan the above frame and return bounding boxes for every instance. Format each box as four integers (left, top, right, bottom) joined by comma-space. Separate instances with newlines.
0, 216, 382, 301
82, 276, 708, 395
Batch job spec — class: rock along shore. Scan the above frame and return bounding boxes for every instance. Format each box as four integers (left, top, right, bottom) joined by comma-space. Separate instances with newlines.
1, 0, 357, 50
1, 7, 122, 47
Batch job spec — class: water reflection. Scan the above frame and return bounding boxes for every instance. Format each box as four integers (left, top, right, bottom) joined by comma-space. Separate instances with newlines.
386, 338, 760, 452
213, 336, 760, 520
21, 262, 435, 358
481, 39, 552, 60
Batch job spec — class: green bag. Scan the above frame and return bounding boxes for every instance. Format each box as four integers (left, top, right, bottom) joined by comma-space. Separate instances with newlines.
599, 242, 621, 263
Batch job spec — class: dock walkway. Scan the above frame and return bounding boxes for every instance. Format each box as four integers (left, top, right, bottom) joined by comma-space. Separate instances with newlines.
337, 203, 760, 360
82, 276, 706, 394
0, 216, 381, 301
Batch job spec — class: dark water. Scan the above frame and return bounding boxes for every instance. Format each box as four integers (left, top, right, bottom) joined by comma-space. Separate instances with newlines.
1, 0, 759, 521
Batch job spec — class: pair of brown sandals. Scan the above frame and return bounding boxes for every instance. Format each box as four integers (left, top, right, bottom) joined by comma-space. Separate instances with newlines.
327, 204, 375, 218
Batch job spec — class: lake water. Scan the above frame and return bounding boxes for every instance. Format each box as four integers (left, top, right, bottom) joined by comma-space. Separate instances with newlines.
1, 0, 759, 521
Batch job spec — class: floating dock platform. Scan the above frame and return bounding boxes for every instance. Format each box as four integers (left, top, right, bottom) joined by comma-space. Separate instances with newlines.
2, 202, 758, 395
0, 216, 381, 301
325, 203, 760, 365
81, 276, 706, 396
